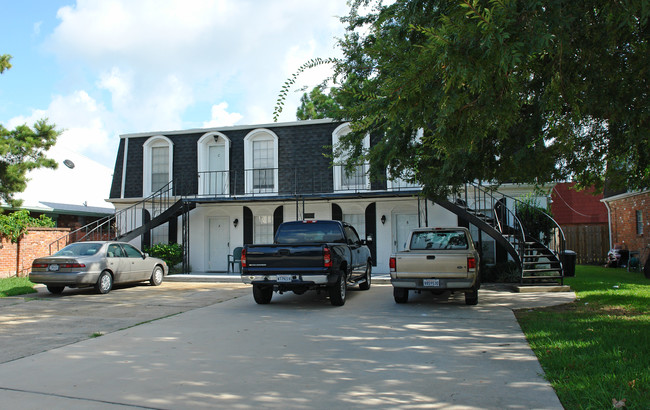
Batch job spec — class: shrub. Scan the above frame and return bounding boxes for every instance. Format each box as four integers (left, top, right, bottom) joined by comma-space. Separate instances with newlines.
0, 210, 55, 243
143, 243, 183, 268
515, 194, 555, 245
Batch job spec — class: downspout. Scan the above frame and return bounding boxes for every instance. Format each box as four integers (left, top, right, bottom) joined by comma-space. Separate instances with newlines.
603, 199, 613, 249
121, 137, 129, 199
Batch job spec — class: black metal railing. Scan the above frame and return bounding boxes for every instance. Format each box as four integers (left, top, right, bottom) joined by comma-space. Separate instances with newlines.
191, 165, 421, 198
48, 181, 177, 254
455, 183, 527, 262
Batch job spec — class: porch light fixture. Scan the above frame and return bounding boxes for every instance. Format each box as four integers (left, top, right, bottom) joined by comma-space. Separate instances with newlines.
381, 215, 386, 225
233, 218, 239, 228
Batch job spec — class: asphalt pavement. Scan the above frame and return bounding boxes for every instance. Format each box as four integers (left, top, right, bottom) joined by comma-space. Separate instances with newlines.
0, 280, 575, 409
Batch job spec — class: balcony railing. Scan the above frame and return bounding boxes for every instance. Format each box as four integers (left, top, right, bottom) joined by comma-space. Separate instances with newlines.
189, 166, 421, 198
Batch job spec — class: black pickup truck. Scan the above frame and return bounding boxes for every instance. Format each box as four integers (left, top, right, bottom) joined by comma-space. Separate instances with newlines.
240, 220, 372, 306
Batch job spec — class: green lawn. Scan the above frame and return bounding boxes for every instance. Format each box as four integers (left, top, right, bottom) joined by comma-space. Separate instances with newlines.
0, 276, 37, 297
516, 265, 649, 409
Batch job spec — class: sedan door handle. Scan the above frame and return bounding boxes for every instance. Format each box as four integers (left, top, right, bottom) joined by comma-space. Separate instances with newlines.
426, 255, 436, 260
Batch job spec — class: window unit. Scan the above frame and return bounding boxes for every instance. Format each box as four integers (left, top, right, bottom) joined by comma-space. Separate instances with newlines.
244, 129, 279, 195
254, 214, 274, 244
332, 123, 370, 192
637, 210, 644, 235
143, 136, 173, 197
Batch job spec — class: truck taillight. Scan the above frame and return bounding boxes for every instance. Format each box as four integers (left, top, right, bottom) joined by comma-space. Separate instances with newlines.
241, 248, 247, 268
323, 247, 332, 268
467, 257, 476, 270
389, 257, 396, 272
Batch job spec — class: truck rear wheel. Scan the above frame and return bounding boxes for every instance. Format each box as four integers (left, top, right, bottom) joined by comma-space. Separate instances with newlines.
329, 272, 347, 306
393, 287, 408, 304
253, 285, 273, 304
465, 289, 478, 305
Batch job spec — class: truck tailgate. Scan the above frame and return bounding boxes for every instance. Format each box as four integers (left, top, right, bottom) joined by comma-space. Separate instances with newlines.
392, 251, 471, 278
245, 244, 326, 272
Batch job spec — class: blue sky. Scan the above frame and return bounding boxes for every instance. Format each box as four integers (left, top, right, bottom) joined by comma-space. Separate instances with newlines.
0, 0, 348, 206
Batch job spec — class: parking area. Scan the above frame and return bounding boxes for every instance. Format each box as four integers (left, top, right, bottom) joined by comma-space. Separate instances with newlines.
0, 282, 575, 408
0, 282, 249, 364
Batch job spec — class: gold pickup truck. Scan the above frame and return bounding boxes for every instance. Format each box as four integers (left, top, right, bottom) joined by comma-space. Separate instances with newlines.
389, 227, 480, 305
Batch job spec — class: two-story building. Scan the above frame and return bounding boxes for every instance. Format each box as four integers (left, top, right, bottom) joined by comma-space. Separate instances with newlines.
107, 118, 558, 276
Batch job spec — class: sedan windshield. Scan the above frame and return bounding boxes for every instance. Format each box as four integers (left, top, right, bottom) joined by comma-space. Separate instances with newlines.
54, 243, 102, 257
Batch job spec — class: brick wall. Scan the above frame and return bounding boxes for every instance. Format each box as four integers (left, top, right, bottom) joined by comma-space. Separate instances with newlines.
0, 228, 70, 278
607, 191, 650, 265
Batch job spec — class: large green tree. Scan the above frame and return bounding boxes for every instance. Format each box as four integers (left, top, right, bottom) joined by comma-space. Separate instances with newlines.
0, 54, 59, 206
281, 1, 649, 196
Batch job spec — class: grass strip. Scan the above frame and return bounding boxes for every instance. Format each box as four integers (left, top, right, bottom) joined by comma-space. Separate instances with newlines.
516, 265, 649, 409
0, 276, 37, 297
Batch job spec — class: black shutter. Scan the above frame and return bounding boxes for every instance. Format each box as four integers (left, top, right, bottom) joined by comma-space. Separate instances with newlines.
332, 203, 342, 221
168, 217, 177, 244
243, 206, 253, 245
142, 209, 151, 249
274, 206, 284, 235
365, 203, 377, 266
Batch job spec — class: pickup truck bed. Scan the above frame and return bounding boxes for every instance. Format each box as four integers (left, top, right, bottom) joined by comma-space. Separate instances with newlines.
390, 227, 480, 305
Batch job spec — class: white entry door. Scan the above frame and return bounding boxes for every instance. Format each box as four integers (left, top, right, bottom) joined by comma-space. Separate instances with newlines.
394, 213, 418, 252
208, 217, 230, 271
207, 145, 227, 195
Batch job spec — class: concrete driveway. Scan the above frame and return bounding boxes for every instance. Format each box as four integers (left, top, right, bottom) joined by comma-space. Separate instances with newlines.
0, 283, 574, 409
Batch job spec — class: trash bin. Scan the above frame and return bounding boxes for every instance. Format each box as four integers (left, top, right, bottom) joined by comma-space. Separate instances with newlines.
561, 250, 577, 277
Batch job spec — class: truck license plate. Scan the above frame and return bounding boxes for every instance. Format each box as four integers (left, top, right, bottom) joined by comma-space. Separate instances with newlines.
276, 275, 292, 283
423, 279, 440, 287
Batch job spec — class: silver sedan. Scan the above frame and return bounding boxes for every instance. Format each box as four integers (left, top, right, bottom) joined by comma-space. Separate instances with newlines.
30, 241, 168, 294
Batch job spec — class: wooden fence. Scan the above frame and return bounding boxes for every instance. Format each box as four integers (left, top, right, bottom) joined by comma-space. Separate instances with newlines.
562, 224, 609, 265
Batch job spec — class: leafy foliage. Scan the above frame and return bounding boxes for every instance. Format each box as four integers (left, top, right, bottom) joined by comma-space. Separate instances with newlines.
1, 53, 60, 206
0, 210, 55, 243
278, 1, 649, 196
296, 86, 342, 120
143, 243, 183, 268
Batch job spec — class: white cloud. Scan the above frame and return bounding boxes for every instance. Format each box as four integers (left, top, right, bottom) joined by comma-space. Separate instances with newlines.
202, 102, 243, 128
12, 0, 351, 207
45, 0, 348, 127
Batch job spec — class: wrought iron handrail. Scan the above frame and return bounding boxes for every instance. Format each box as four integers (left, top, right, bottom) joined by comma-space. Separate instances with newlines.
48, 181, 177, 254
475, 183, 566, 259
459, 183, 527, 263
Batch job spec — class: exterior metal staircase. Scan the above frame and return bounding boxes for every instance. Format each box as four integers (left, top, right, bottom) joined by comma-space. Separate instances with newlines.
49, 181, 195, 258
436, 183, 566, 284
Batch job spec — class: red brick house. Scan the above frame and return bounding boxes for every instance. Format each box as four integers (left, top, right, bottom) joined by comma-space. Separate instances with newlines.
602, 190, 650, 270
551, 182, 609, 264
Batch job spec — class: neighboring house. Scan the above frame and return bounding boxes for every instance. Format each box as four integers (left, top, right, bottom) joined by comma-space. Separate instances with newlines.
0, 202, 114, 278
602, 190, 650, 269
106, 119, 558, 276
2, 201, 115, 231
551, 182, 609, 264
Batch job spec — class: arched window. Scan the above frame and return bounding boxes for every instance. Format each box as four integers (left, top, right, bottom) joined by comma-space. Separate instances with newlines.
332, 123, 370, 192
197, 132, 231, 196
244, 129, 279, 195
143, 135, 173, 196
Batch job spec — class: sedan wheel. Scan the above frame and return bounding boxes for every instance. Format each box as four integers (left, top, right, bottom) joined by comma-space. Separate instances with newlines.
150, 266, 164, 286
95, 271, 113, 294
46, 285, 65, 294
